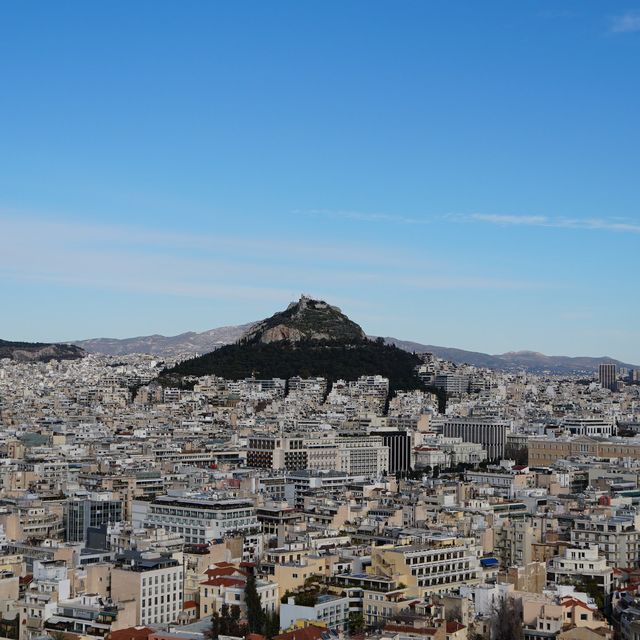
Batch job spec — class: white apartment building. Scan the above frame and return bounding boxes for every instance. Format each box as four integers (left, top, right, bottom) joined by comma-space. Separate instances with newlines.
19, 560, 71, 633
414, 436, 487, 469
304, 433, 339, 471
371, 536, 482, 596
441, 418, 510, 461
414, 446, 449, 469
571, 513, 640, 568
132, 495, 259, 545
432, 374, 470, 396
286, 470, 366, 507
280, 594, 350, 631
547, 545, 613, 595
111, 552, 183, 626
465, 469, 531, 499
564, 417, 615, 438
200, 575, 279, 616
50, 594, 131, 638
337, 436, 389, 476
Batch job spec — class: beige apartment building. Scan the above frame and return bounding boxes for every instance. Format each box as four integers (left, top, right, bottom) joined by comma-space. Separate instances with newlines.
528, 436, 640, 466
368, 535, 482, 597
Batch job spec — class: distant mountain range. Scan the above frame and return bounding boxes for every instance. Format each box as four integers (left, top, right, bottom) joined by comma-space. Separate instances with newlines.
380, 338, 637, 374
74, 323, 254, 357
0, 339, 85, 363
70, 314, 638, 374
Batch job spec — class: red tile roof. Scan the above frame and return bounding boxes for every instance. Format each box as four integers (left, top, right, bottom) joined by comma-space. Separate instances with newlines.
384, 624, 439, 636
203, 563, 248, 580
108, 627, 155, 640
561, 597, 593, 611
205, 566, 241, 576
273, 625, 326, 640
201, 576, 245, 587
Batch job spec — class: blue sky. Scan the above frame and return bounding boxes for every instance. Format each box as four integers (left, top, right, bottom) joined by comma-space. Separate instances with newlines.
1, 1, 639, 363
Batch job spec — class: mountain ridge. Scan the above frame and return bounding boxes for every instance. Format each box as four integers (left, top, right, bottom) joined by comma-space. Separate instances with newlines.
71, 319, 637, 374
0, 339, 85, 363
73, 323, 254, 357
380, 337, 637, 374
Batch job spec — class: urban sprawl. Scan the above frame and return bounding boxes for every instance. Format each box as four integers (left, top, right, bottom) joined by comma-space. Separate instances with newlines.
1, 353, 640, 640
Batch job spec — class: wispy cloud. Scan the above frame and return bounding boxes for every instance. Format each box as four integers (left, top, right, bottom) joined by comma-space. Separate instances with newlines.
300, 208, 430, 225
609, 11, 640, 33
0, 208, 402, 268
0, 211, 547, 302
558, 310, 593, 322
305, 209, 640, 235
460, 213, 640, 234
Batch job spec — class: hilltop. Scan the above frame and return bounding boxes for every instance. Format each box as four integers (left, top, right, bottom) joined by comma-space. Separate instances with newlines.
240, 296, 366, 345
159, 296, 423, 391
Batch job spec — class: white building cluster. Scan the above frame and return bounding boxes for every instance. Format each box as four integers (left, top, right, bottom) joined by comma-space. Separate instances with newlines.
0, 351, 639, 640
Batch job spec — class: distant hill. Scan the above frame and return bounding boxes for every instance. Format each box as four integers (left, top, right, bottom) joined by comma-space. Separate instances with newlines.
0, 339, 85, 363
73, 323, 254, 357
159, 297, 423, 391
380, 337, 638, 374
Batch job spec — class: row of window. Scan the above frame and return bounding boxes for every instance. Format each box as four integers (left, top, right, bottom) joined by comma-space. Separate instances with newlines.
417, 572, 476, 586
142, 592, 181, 607
407, 550, 466, 564
143, 583, 180, 597
411, 562, 470, 575
142, 571, 182, 586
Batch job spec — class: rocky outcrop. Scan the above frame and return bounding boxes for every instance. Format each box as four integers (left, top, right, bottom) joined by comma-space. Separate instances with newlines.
240, 295, 367, 345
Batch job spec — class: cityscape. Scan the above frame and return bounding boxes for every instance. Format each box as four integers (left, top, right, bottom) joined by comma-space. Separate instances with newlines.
1, 4, 639, 640
1, 296, 640, 640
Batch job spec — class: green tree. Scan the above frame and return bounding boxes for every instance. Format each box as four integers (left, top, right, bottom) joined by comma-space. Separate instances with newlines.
577, 577, 605, 611
264, 610, 281, 639
206, 612, 221, 640
293, 591, 318, 607
490, 597, 523, 640
349, 612, 365, 634
245, 574, 265, 634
